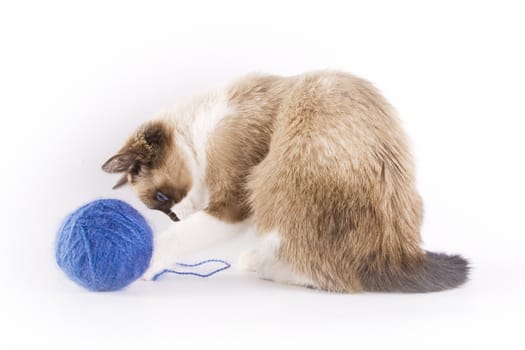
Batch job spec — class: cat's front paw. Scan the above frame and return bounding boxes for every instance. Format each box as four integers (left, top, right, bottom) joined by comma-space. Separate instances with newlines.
140, 231, 178, 281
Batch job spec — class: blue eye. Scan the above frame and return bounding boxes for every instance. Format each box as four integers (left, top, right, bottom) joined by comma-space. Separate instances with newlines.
155, 191, 170, 202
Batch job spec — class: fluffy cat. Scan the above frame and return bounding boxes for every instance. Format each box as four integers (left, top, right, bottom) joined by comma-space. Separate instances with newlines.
102, 70, 468, 292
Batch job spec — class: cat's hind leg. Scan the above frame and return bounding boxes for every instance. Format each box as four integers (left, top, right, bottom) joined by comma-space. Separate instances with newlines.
239, 231, 316, 288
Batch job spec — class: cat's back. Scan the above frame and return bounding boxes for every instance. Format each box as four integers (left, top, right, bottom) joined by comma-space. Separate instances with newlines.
277, 70, 401, 135
228, 70, 402, 139
255, 71, 411, 173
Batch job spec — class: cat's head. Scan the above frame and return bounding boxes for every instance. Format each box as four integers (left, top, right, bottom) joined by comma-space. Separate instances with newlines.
101, 120, 192, 221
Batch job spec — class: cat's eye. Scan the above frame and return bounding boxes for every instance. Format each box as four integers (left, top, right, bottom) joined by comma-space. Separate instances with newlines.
155, 191, 170, 202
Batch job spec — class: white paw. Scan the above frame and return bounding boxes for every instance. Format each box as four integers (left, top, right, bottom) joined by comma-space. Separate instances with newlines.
256, 259, 315, 288
141, 253, 171, 281
140, 232, 177, 281
238, 249, 261, 272
256, 259, 280, 281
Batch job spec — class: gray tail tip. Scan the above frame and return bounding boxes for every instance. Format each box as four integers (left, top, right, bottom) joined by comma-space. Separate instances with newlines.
423, 251, 470, 291
359, 250, 470, 293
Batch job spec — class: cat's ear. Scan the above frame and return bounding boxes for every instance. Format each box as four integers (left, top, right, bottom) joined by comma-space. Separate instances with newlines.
101, 152, 137, 173
102, 152, 137, 189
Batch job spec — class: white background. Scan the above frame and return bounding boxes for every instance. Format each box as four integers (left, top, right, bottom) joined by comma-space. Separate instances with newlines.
1, 1, 524, 349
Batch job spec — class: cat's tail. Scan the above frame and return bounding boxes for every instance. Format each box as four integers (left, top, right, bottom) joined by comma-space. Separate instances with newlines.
359, 251, 470, 293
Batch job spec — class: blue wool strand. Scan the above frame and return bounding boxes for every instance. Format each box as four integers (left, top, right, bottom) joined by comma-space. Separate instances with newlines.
55, 199, 153, 291
152, 259, 231, 280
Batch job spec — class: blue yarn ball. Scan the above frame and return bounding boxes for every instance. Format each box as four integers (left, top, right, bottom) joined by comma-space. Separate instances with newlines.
56, 199, 153, 291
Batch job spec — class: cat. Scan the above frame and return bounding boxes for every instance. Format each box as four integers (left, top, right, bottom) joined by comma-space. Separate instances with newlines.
102, 70, 469, 292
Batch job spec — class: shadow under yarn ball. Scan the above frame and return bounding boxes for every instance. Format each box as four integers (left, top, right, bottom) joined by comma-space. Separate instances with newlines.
55, 199, 153, 291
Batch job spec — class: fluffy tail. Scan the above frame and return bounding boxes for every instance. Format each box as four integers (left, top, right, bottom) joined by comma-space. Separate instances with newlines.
359, 251, 470, 293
